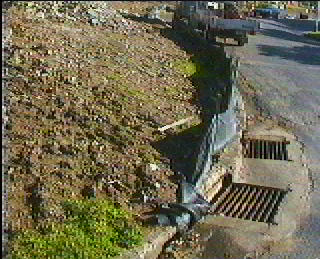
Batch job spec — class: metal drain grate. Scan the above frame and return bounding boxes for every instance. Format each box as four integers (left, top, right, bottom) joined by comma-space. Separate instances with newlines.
242, 139, 289, 160
211, 183, 287, 224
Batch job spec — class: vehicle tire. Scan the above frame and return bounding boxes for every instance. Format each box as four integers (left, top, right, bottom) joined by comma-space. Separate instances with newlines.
210, 31, 216, 42
238, 40, 244, 46
212, 37, 217, 44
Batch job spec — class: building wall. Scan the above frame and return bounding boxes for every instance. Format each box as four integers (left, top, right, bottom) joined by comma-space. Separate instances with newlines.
288, 1, 298, 5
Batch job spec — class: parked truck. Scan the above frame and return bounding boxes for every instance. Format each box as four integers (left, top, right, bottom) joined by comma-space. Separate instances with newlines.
196, 9, 260, 45
210, 17, 260, 34
174, 2, 260, 46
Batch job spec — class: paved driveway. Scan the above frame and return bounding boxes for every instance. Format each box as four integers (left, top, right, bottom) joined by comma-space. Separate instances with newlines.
226, 18, 320, 258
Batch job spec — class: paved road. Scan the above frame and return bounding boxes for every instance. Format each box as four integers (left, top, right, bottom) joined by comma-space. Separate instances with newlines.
227, 18, 320, 258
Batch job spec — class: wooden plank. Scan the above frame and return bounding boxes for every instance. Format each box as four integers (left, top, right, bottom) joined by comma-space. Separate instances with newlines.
157, 116, 194, 132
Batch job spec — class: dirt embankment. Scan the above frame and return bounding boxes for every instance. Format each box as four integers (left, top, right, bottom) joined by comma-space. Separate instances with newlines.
6, 2, 243, 258
6, 1, 201, 235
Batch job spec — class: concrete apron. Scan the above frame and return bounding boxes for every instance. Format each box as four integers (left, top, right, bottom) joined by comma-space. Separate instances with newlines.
191, 123, 311, 259
113, 226, 177, 259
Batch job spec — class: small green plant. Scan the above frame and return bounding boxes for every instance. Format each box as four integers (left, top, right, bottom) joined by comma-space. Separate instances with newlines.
174, 60, 197, 77
11, 199, 144, 259
174, 51, 220, 81
256, 3, 273, 9
140, 151, 155, 164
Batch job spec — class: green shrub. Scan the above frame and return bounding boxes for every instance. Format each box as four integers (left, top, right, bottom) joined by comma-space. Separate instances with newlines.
174, 60, 197, 77
306, 32, 320, 41
11, 199, 144, 259
140, 152, 155, 164
256, 3, 273, 9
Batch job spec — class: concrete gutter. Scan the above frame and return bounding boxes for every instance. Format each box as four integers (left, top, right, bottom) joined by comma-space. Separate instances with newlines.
166, 112, 312, 259
113, 226, 177, 259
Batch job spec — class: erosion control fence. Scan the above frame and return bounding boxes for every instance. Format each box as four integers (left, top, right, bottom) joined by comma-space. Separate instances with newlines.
191, 52, 242, 193
154, 51, 243, 230
153, 51, 243, 232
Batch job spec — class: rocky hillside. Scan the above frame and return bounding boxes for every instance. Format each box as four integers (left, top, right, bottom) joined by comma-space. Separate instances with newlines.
6, 1, 203, 236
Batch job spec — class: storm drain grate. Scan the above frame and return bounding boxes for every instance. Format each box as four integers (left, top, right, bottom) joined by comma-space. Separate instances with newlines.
211, 183, 287, 225
242, 139, 289, 160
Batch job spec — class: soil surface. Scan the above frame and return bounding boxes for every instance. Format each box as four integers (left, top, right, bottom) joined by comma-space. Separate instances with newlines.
4, 0, 193, 246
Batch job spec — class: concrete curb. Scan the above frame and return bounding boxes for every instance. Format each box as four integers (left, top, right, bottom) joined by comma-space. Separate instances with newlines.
113, 227, 177, 259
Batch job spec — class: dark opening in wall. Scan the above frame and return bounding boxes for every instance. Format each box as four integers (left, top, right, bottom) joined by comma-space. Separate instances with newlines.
242, 139, 290, 160
211, 182, 287, 225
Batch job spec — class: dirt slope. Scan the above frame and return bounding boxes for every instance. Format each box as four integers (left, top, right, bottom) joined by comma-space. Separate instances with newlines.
6, 1, 200, 234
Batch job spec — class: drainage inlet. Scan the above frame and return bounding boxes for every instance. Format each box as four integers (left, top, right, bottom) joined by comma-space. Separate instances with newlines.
242, 139, 289, 160
211, 183, 287, 224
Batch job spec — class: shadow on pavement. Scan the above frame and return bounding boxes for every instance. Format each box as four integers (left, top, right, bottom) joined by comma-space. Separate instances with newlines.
199, 226, 248, 259
275, 18, 320, 32
256, 44, 320, 65
260, 19, 290, 29
260, 27, 320, 46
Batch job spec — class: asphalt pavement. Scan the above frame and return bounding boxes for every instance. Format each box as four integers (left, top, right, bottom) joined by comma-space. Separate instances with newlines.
226, 18, 320, 258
